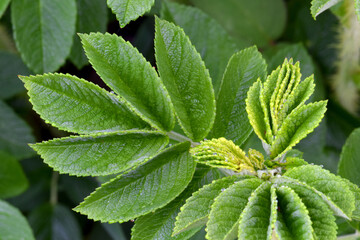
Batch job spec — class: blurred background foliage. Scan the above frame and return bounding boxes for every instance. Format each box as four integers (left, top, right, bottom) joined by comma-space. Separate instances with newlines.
1, 0, 360, 239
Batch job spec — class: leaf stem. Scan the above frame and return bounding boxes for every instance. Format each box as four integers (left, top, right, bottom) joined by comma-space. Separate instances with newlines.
50, 171, 59, 206
167, 131, 199, 147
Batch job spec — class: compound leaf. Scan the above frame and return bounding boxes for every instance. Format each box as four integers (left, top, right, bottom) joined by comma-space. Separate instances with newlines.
270, 101, 327, 159
0, 200, 35, 240
80, 33, 175, 131
20, 73, 148, 134
155, 17, 215, 141
206, 178, 263, 240
0, 100, 35, 159
212, 47, 267, 146
69, 0, 108, 69
32, 131, 168, 176
0, 151, 28, 199
132, 167, 222, 240
75, 142, 196, 223
107, 0, 155, 28
238, 182, 272, 240
174, 175, 253, 235
284, 182, 337, 240
275, 186, 314, 240
310, 0, 342, 19
284, 165, 355, 218
11, 0, 76, 73
161, 1, 239, 94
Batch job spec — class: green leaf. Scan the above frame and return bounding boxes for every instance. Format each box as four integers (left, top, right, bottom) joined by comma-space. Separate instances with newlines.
69, 0, 108, 69
206, 178, 263, 240
132, 167, 223, 240
173, 175, 254, 235
0, 200, 35, 240
0, 0, 10, 21
310, 0, 342, 19
275, 186, 314, 240
0, 151, 28, 199
270, 101, 327, 159
274, 211, 293, 240
29, 204, 81, 240
212, 47, 267, 146
107, 0, 155, 28
342, 179, 360, 221
32, 131, 168, 176
75, 142, 196, 223
0, 100, 35, 159
0, 51, 29, 99
356, 0, 360, 20
80, 32, 175, 131
20, 73, 148, 134
154, 17, 215, 141
246, 79, 267, 143
283, 182, 337, 240
284, 165, 355, 218
339, 128, 360, 187
161, 1, 239, 94
189, 0, 286, 47
11, 0, 76, 73
238, 182, 272, 240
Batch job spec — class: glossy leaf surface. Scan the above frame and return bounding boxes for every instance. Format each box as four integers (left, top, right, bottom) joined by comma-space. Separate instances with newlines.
161, 1, 239, 94
32, 131, 168, 176
206, 178, 263, 240
80, 33, 175, 131
21, 73, 148, 134
155, 17, 215, 141
75, 142, 196, 223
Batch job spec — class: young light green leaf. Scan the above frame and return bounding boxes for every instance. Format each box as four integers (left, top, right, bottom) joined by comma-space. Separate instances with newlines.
161, 1, 239, 94
0, 51, 29, 99
246, 80, 267, 143
310, 0, 342, 19
29, 204, 81, 240
11, 0, 76, 73
155, 17, 216, 141
31, 131, 168, 177
274, 211, 292, 240
285, 182, 337, 240
0, 0, 10, 18
206, 178, 263, 240
238, 182, 272, 240
270, 101, 327, 159
338, 128, 360, 187
107, 0, 155, 28
75, 142, 196, 223
173, 175, 254, 235
132, 167, 223, 240
80, 33, 175, 131
0, 100, 35, 159
20, 73, 148, 134
0, 151, 28, 199
189, 0, 286, 47
69, 0, 108, 69
285, 165, 355, 218
0, 200, 35, 240
275, 186, 314, 240
212, 47, 267, 146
